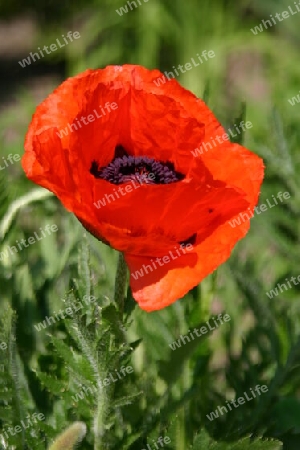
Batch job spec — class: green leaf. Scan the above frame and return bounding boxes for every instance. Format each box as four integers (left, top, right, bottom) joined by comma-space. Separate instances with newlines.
36, 371, 68, 397
226, 102, 246, 145
158, 320, 213, 384
271, 398, 300, 434
191, 430, 282, 449
0, 188, 53, 239
113, 391, 143, 408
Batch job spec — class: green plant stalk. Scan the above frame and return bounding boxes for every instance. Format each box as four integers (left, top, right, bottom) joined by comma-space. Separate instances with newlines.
94, 252, 128, 450
114, 252, 128, 319
0, 188, 53, 239
94, 389, 110, 450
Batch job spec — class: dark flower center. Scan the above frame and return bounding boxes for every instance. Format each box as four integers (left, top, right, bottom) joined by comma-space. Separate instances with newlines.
90, 145, 185, 185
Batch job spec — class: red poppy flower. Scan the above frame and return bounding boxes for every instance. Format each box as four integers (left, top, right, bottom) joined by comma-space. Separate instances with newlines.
22, 64, 264, 312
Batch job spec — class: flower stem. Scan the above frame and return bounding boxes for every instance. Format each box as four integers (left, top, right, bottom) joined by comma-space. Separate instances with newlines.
94, 253, 128, 450
94, 390, 109, 450
114, 252, 128, 319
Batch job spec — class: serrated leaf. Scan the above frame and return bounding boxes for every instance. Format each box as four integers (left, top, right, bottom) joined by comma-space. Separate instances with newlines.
36, 371, 68, 396
113, 391, 143, 408
191, 430, 282, 450
51, 337, 81, 374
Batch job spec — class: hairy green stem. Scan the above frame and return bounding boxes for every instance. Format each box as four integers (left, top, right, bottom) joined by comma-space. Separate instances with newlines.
114, 252, 128, 319
94, 390, 109, 450
94, 252, 128, 450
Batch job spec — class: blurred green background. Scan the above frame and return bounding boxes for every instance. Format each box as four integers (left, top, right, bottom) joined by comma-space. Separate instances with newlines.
0, 0, 300, 449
